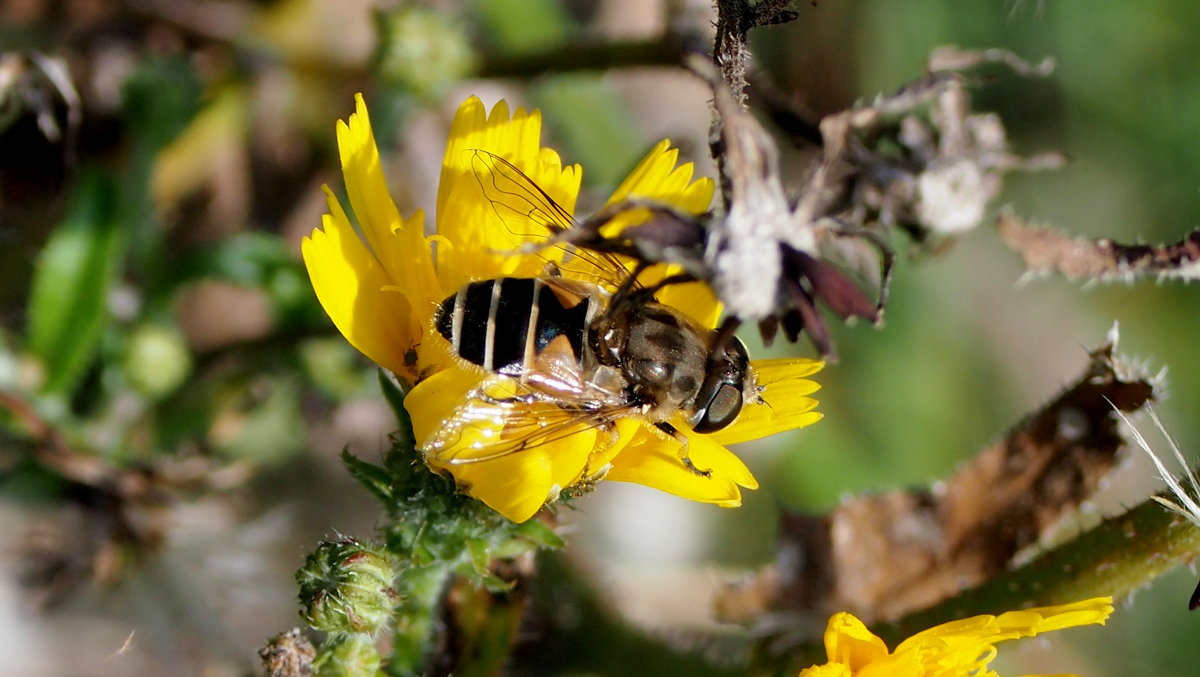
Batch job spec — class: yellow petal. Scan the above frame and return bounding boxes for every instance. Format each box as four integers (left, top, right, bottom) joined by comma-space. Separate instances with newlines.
436, 96, 582, 292
606, 139, 714, 215
437, 430, 594, 523
797, 665, 853, 677
404, 362, 483, 448
708, 358, 824, 446
338, 95, 439, 305
598, 140, 720, 325
653, 278, 724, 330
405, 366, 596, 523
997, 597, 1114, 634
337, 94, 401, 263
582, 417, 642, 474
302, 189, 414, 378
895, 597, 1114, 655
606, 422, 757, 505
822, 612, 891, 671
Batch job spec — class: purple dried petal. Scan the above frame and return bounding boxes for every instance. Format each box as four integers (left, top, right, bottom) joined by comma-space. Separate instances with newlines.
785, 281, 832, 356
786, 246, 878, 321
758, 315, 780, 346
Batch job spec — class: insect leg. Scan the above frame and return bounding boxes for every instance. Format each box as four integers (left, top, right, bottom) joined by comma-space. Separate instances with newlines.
710, 315, 743, 356
622, 271, 699, 309
654, 421, 711, 478
604, 259, 650, 315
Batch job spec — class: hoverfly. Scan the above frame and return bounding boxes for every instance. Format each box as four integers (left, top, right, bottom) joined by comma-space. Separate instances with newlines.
422, 150, 759, 477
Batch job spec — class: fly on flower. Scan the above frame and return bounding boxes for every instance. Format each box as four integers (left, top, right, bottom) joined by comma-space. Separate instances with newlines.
303, 94, 824, 522
432, 151, 759, 467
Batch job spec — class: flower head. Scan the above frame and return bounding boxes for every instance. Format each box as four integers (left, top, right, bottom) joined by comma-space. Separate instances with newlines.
799, 597, 1114, 677
303, 94, 823, 522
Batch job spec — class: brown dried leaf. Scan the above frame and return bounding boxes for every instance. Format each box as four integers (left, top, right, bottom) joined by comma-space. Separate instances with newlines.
999, 213, 1200, 282
716, 329, 1157, 626
806, 49, 1063, 239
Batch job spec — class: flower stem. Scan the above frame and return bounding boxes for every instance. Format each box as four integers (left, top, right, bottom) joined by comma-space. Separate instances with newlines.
389, 564, 452, 675
882, 493, 1200, 642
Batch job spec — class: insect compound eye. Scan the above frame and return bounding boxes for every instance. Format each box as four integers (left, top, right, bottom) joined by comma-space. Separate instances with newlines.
689, 337, 750, 434
691, 382, 743, 433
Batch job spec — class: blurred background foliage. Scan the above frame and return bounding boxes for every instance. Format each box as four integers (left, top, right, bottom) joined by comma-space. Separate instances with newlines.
3, 0, 1200, 675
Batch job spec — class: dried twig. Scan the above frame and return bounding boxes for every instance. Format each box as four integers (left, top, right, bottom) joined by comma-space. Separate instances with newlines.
717, 327, 1158, 630
1000, 213, 1200, 282
883, 484, 1200, 643
0, 391, 249, 603
712, 0, 799, 106
698, 41, 1058, 354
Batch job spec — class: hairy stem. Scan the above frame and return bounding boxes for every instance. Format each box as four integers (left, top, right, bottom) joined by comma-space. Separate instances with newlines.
390, 564, 452, 675
881, 495, 1200, 643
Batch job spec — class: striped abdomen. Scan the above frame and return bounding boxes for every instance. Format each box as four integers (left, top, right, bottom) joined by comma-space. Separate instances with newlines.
435, 278, 598, 376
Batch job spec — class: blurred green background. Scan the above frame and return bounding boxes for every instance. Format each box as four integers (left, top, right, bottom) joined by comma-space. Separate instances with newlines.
3, 0, 1200, 675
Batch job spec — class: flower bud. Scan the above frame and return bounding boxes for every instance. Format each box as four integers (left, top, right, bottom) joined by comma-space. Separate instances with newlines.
374, 6, 476, 99
122, 323, 192, 398
296, 539, 398, 634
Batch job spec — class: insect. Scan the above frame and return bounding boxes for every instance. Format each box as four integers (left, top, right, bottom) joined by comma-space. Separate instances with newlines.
422, 151, 759, 476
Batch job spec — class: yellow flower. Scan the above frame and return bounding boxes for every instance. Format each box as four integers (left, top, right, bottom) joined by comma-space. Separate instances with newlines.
799, 597, 1115, 677
302, 94, 823, 522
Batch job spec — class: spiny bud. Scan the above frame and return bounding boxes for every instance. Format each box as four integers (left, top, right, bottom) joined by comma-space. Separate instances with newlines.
313, 633, 381, 677
296, 539, 398, 634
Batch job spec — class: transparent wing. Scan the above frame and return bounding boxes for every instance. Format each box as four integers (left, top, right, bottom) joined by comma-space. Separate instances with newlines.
469, 149, 637, 291
423, 373, 640, 465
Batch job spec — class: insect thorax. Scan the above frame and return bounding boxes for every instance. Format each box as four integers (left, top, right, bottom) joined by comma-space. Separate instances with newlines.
592, 300, 712, 419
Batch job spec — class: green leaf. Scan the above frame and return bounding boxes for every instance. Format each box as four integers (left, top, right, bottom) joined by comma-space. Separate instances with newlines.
378, 368, 410, 424
119, 55, 202, 280
120, 55, 202, 151
340, 449, 393, 505
465, 537, 491, 577
512, 519, 565, 549
165, 232, 295, 289
534, 77, 644, 189
381, 370, 418, 480
474, 0, 574, 55
410, 543, 436, 567
462, 538, 515, 592
26, 169, 121, 396
475, 570, 513, 593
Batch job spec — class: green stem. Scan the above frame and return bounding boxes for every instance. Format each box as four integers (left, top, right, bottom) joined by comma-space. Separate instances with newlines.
880, 495, 1200, 643
389, 564, 452, 676
509, 551, 746, 676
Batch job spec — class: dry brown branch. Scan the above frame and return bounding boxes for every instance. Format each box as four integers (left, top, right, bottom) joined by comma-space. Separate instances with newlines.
717, 328, 1157, 627
690, 43, 1062, 355
1000, 213, 1200, 282
0, 391, 251, 603
712, 0, 799, 106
